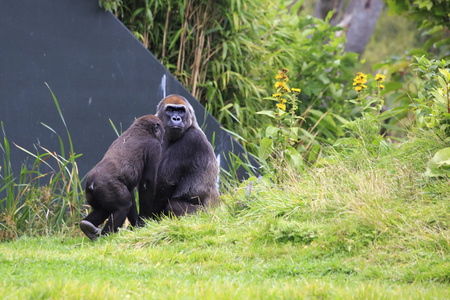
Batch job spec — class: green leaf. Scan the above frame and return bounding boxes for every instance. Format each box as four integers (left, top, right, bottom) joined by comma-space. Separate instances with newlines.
378, 106, 408, 121
380, 81, 403, 94
431, 148, 450, 168
169, 28, 183, 50
424, 147, 450, 177
301, 29, 314, 38
222, 42, 228, 60
265, 126, 280, 138
285, 146, 303, 171
318, 72, 330, 84
259, 137, 273, 161
290, 127, 299, 137
331, 114, 350, 125
256, 110, 277, 119
387, 0, 410, 15
437, 74, 448, 91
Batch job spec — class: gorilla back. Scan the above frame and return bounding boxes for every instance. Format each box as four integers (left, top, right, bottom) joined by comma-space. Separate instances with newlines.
81, 114, 164, 240
139, 94, 219, 218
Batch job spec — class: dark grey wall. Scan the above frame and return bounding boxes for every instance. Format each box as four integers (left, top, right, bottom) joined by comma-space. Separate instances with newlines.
0, 0, 256, 180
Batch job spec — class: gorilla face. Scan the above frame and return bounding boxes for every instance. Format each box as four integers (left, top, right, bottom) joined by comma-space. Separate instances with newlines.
156, 95, 197, 142
164, 104, 186, 141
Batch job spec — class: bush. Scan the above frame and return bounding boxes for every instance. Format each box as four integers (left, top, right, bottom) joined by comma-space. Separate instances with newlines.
99, 0, 359, 154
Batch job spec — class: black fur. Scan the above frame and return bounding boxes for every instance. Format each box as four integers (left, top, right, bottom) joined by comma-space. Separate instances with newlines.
138, 95, 219, 219
80, 115, 164, 240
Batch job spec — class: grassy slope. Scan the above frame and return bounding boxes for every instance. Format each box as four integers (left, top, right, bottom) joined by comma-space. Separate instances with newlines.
1, 131, 449, 299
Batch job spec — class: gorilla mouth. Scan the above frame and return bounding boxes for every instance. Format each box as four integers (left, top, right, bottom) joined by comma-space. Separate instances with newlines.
168, 126, 183, 130
166, 126, 183, 139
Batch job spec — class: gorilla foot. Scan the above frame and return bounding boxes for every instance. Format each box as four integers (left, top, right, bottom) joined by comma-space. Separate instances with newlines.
80, 220, 101, 241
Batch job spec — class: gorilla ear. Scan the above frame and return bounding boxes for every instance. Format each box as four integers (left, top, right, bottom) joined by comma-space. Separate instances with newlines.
185, 102, 198, 128
154, 123, 161, 132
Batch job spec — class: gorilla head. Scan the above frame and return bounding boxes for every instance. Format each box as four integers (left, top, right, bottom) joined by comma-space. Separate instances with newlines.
156, 94, 197, 141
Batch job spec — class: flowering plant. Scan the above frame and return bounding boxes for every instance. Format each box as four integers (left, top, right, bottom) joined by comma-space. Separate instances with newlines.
349, 72, 385, 114
256, 68, 304, 175
334, 72, 389, 155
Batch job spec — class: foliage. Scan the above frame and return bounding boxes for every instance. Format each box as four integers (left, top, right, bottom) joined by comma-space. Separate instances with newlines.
246, 11, 359, 156
334, 72, 390, 156
350, 72, 385, 113
362, 0, 450, 138
98, 0, 359, 154
424, 147, 450, 177
98, 0, 123, 12
408, 56, 450, 177
257, 68, 305, 178
0, 86, 84, 240
387, 0, 450, 58
411, 55, 450, 140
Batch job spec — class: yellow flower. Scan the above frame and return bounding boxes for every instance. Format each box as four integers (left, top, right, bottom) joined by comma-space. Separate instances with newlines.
379, 84, 384, 90
356, 72, 366, 78
277, 71, 287, 79
353, 72, 367, 92
275, 81, 286, 89
353, 74, 367, 84
281, 68, 289, 73
272, 93, 281, 98
280, 98, 287, 103
375, 74, 386, 82
275, 74, 284, 80
276, 103, 286, 111
291, 88, 301, 93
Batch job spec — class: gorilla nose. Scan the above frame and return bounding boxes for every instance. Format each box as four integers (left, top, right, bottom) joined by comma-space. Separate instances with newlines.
171, 116, 183, 127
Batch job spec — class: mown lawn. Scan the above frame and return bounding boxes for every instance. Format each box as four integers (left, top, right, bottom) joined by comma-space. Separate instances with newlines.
1, 132, 449, 299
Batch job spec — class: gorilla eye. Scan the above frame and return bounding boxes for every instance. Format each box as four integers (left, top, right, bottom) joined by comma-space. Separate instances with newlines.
166, 107, 173, 113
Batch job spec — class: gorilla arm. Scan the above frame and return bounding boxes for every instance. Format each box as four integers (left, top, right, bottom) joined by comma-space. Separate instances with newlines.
162, 127, 219, 216
137, 141, 163, 223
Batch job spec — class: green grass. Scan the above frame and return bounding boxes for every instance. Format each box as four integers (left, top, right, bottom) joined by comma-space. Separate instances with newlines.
0, 85, 84, 240
1, 130, 449, 299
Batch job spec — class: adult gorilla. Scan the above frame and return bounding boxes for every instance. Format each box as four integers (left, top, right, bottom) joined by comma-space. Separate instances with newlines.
138, 94, 219, 220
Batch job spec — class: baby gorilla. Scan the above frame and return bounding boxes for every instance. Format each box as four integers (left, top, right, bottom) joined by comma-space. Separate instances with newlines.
80, 114, 164, 241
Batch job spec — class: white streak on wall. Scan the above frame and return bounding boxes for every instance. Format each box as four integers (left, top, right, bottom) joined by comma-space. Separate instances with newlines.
216, 154, 221, 184
160, 74, 166, 98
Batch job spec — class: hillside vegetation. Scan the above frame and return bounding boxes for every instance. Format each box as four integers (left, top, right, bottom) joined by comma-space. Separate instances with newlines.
1, 129, 449, 299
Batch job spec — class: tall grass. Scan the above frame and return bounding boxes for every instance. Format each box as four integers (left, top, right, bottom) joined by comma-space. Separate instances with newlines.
0, 117, 448, 297
0, 85, 84, 240
116, 128, 449, 284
